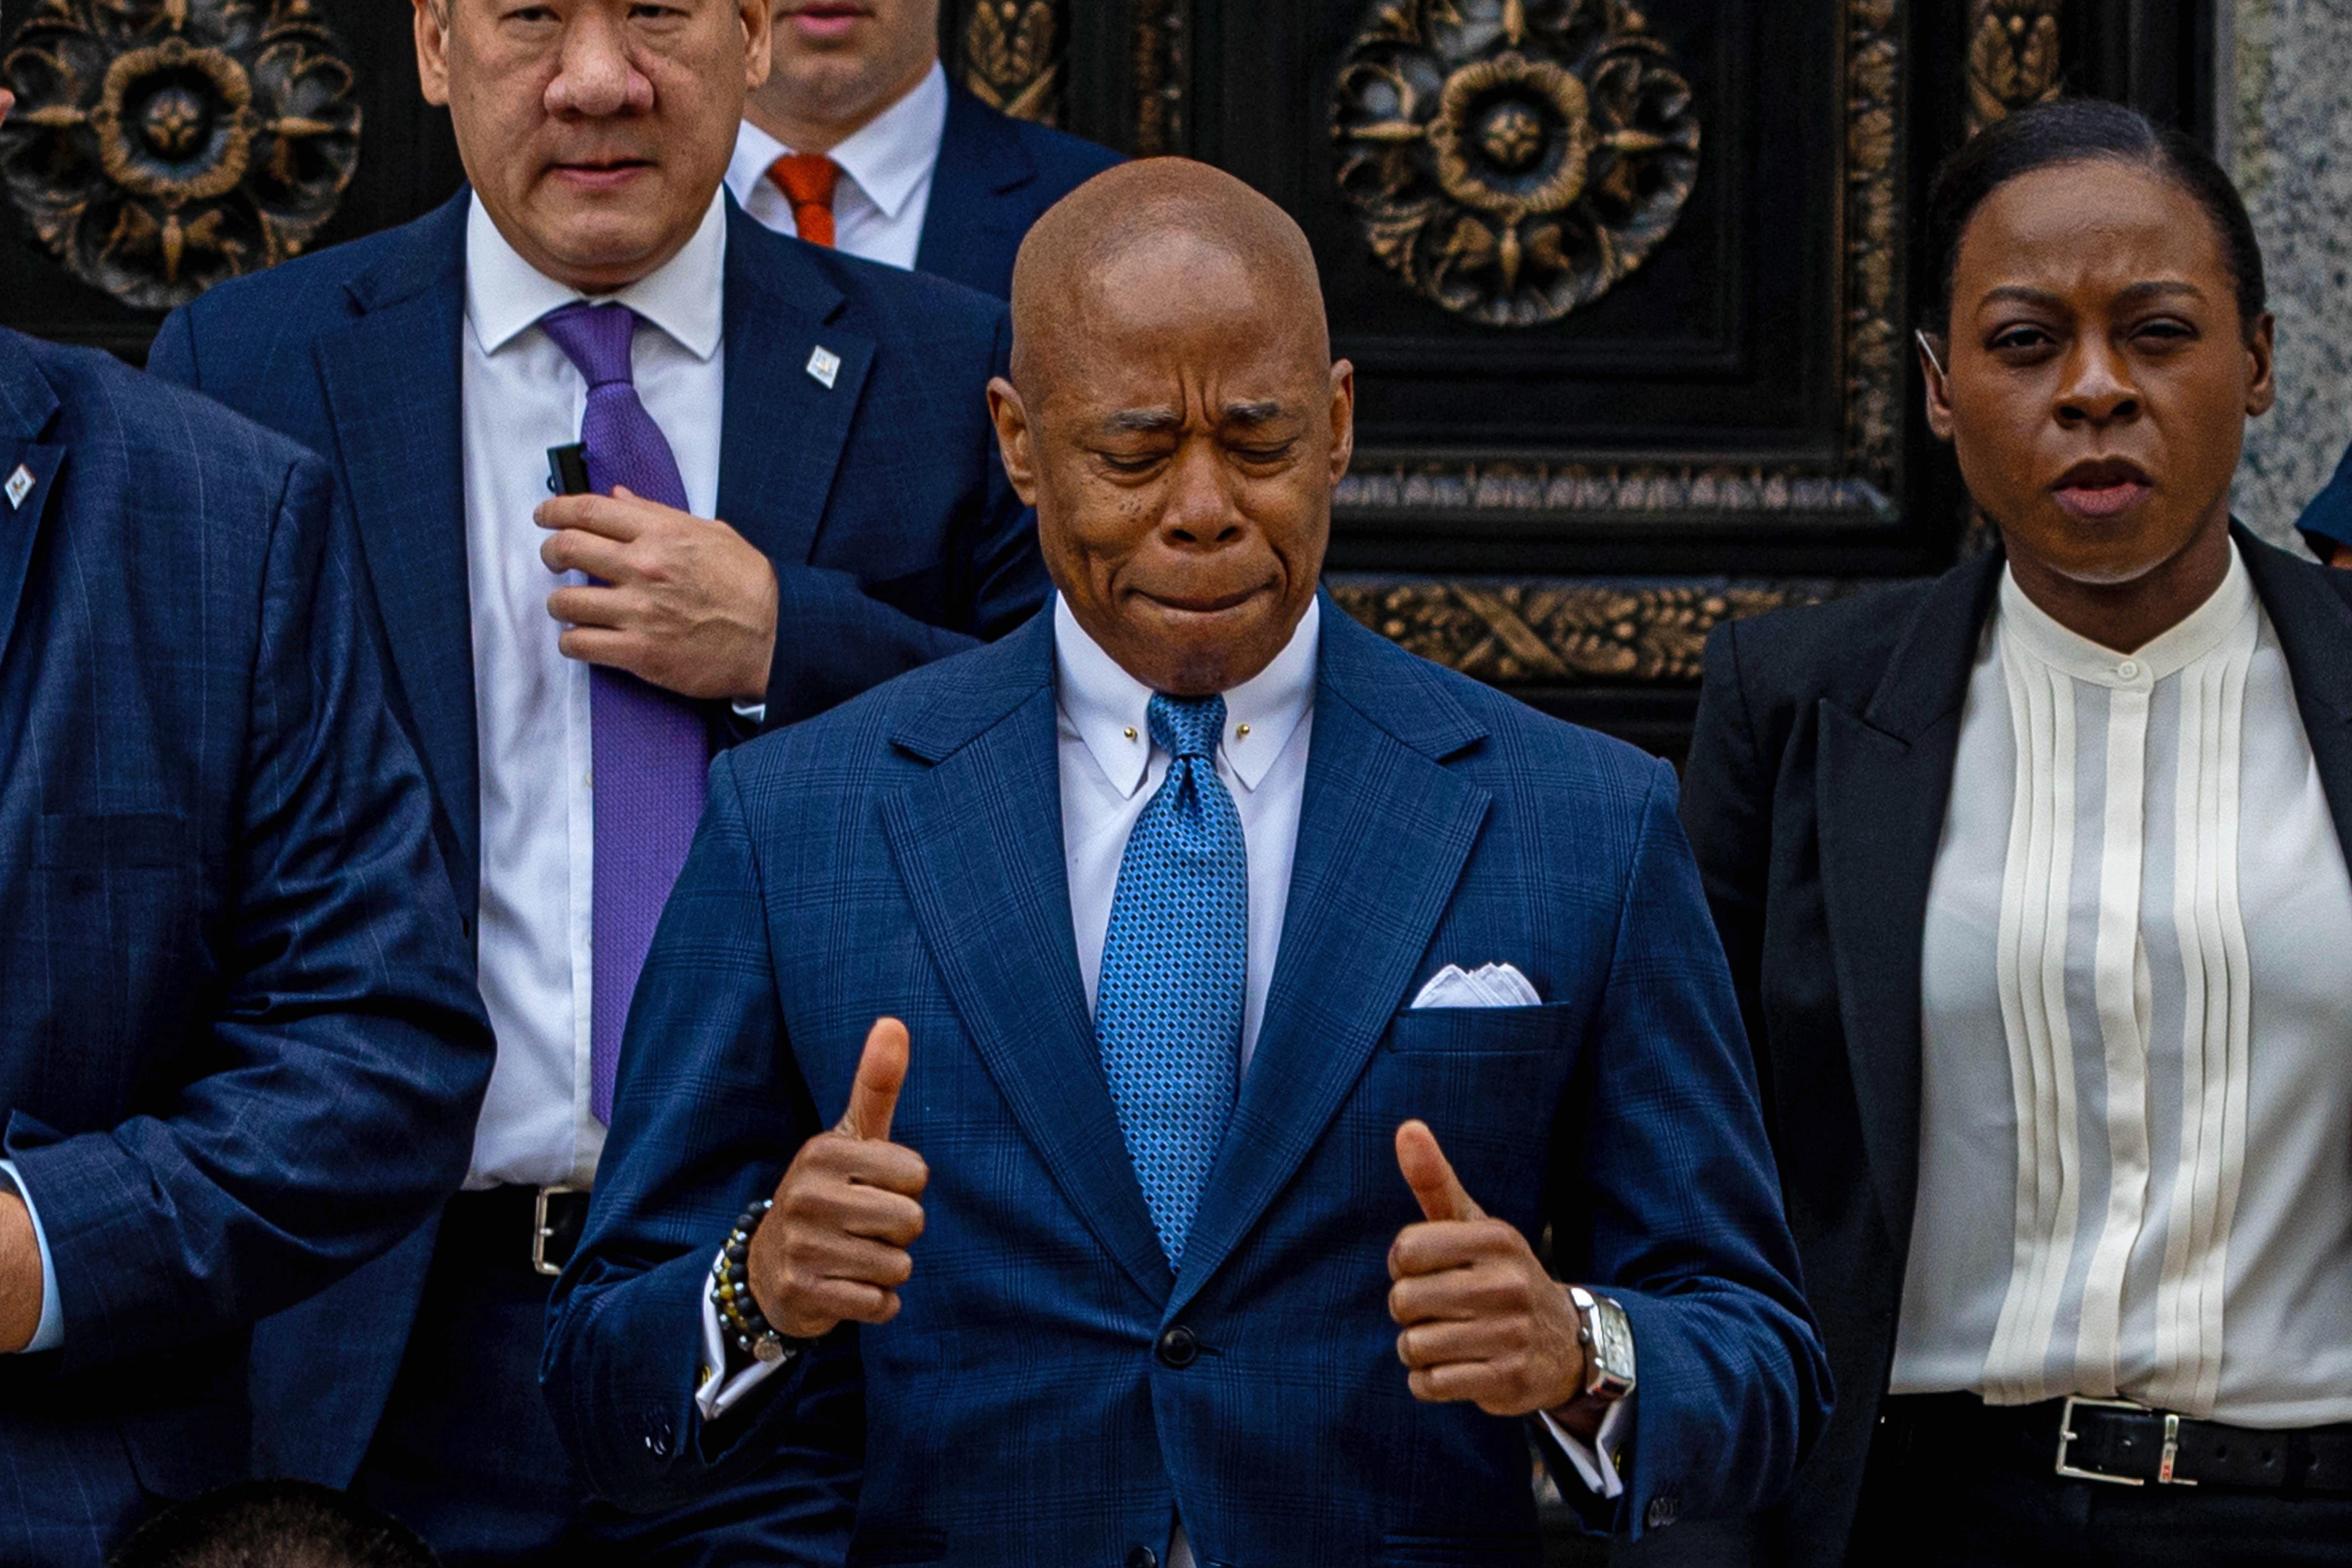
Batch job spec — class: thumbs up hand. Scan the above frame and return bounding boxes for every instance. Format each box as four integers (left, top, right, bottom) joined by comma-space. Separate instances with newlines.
1387, 1119, 1589, 1422
748, 1018, 929, 1340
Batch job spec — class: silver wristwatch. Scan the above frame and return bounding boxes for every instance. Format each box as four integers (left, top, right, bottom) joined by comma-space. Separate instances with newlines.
1567, 1285, 1637, 1402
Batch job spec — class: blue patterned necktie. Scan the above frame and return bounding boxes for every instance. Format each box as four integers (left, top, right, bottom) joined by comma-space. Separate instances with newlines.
1095, 692, 1247, 1269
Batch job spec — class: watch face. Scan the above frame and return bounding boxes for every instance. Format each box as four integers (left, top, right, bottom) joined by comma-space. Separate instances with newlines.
1598, 1311, 1635, 1377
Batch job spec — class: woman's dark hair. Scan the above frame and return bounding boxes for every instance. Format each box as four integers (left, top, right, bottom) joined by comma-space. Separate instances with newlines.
1923, 98, 2266, 341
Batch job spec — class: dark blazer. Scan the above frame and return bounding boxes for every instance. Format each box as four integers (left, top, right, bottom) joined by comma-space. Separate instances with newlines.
0, 328, 491, 1565
144, 189, 1048, 1487
546, 601, 1831, 1566
1677, 525, 2352, 1565
913, 83, 1123, 299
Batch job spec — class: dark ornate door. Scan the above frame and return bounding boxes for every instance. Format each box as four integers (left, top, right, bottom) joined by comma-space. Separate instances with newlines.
3, 0, 2218, 757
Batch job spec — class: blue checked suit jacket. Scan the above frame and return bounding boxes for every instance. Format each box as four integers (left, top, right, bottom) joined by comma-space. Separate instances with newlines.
0, 328, 491, 1565
145, 188, 1047, 1487
546, 598, 1831, 1566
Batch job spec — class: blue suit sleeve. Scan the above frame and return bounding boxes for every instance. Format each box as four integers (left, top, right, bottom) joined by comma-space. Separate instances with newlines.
1562, 759, 1832, 1535
545, 749, 863, 1515
760, 309, 1047, 728
3, 453, 493, 1375
0, 1161, 63, 1353
2295, 438, 2352, 558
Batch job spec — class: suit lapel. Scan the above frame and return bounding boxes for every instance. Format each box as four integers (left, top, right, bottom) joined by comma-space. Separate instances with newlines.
2236, 524, 2352, 862
880, 617, 1173, 1301
1169, 606, 1492, 1318
0, 333, 64, 669
311, 198, 480, 881
913, 85, 1034, 293
1815, 553, 2000, 1253
716, 205, 875, 570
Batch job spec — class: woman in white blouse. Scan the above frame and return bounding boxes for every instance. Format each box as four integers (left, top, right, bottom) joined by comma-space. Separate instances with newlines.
1678, 99, 2352, 1567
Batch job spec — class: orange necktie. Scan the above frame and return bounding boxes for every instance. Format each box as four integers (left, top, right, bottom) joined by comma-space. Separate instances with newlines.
769, 154, 841, 248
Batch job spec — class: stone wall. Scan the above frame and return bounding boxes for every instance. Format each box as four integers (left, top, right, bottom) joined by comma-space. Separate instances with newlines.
2230, 0, 2352, 551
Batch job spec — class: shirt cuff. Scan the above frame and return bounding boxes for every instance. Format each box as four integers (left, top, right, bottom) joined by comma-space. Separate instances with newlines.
1541, 1390, 1635, 1500
0, 1160, 64, 1354
694, 1246, 793, 1420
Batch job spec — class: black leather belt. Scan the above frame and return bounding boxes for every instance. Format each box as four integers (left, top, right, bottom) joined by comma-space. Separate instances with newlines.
439, 1185, 590, 1278
1883, 1392, 2352, 1496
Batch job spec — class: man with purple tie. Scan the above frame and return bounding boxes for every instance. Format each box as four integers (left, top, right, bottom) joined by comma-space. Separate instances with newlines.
145, 0, 1044, 1559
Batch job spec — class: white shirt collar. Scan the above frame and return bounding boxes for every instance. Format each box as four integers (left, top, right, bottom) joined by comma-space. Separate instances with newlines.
463, 188, 727, 362
1054, 593, 1321, 800
1998, 538, 2257, 688
726, 60, 949, 223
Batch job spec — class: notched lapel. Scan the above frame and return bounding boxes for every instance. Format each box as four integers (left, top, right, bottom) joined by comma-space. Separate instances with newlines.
1169, 676, 1492, 1318
880, 686, 1174, 1302
1814, 703, 1954, 1252
314, 281, 479, 877
2237, 525, 2352, 861
717, 216, 875, 572
1813, 554, 1995, 1254
0, 444, 65, 669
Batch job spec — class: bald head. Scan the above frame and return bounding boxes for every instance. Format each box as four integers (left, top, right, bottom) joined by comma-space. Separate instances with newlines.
986, 159, 1353, 698
1010, 159, 1329, 398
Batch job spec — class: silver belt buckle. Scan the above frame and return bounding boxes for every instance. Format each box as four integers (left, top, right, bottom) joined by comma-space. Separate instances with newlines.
2055, 1395, 2149, 1486
533, 1183, 584, 1277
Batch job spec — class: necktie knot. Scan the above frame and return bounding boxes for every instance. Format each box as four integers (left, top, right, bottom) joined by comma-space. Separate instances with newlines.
540, 301, 640, 390
1149, 693, 1227, 763
769, 153, 841, 248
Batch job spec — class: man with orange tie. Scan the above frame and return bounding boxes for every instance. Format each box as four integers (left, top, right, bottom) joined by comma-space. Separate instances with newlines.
727, 0, 1118, 297
146, 0, 1044, 1560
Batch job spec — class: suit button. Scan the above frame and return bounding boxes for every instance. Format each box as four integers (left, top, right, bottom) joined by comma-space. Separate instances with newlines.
1155, 1325, 1198, 1368
1126, 1550, 1158, 1568
644, 1415, 673, 1460
1645, 1494, 1677, 1529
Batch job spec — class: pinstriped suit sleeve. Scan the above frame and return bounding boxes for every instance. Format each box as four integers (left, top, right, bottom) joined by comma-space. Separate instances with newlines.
5, 451, 492, 1376
544, 748, 862, 1515
1565, 758, 1832, 1533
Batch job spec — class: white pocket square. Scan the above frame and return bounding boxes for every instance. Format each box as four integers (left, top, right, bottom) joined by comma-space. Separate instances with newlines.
1410, 962, 1542, 1009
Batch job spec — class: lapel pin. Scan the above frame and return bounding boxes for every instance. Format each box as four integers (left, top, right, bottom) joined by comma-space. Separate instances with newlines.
4, 464, 32, 512
805, 345, 842, 390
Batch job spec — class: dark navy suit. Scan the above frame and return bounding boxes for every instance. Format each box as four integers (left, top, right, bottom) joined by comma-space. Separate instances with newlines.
0, 327, 491, 1567
912, 83, 1122, 299
548, 600, 1831, 1565
146, 190, 1046, 1556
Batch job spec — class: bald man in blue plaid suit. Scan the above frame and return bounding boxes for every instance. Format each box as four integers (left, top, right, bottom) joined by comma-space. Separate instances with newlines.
547, 163, 1827, 1565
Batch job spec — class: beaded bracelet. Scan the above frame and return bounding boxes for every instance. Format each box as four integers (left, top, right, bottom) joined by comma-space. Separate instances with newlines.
710, 1198, 801, 1366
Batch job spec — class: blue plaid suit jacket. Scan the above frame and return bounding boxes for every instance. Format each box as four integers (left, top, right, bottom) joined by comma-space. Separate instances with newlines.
0, 328, 491, 1566
145, 188, 1049, 1487
547, 599, 1830, 1566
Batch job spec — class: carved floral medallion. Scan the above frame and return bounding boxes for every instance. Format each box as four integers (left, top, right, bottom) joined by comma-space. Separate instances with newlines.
1331, 0, 1700, 328
0, 0, 361, 312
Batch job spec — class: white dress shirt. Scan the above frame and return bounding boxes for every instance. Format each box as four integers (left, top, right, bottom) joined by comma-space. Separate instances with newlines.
1897, 545, 2352, 1424
726, 61, 950, 270
692, 598, 1624, 1552
461, 191, 727, 1190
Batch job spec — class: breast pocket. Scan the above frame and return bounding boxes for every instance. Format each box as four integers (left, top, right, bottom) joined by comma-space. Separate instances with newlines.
1369, 1004, 1581, 1203
1384, 1001, 1578, 1056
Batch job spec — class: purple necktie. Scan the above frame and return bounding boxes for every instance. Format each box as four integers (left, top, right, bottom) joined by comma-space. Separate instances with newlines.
541, 302, 712, 1124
